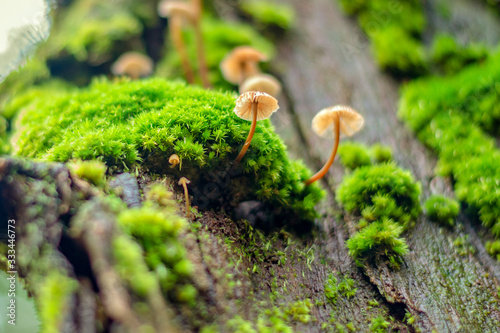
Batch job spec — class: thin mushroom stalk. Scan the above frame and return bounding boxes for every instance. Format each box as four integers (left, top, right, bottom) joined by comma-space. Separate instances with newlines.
235, 102, 258, 163
178, 177, 191, 219
305, 113, 340, 185
304, 105, 364, 186
192, 0, 210, 88
233, 91, 279, 164
171, 16, 195, 84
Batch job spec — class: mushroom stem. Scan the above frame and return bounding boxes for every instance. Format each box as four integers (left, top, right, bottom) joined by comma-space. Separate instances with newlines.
170, 16, 195, 84
180, 180, 191, 219
234, 102, 258, 163
305, 113, 340, 185
193, 19, 211, 88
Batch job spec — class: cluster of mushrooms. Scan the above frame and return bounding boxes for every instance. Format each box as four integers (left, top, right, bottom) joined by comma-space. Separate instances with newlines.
219, 46, 364, 185
110, 0, 365, 218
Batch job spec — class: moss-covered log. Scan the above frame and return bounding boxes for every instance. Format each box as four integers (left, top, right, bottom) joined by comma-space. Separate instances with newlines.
2, 0, 500, 332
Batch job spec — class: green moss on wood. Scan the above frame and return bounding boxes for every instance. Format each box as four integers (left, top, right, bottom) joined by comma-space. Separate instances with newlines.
486, 240, 500, 261
68, 159, 107, 186
431, 34, 489, 75
337, 163, 421, 228
337, 142, 371, 170
424, 195, 460, 227
38, 271, 78, 333
324, 273, 357, 305
9, 77, 323, 220
399, 53, 500, 239
346, 218, 409, 267
240, 1, 295, 30
338, 0, 427, 76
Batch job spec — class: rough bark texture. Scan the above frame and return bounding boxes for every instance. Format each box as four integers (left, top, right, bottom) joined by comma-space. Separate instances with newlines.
2, 0, 500, 332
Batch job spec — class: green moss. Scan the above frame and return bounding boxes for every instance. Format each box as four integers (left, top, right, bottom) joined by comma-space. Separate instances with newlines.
486, 240, 500, 261
113, 185, 199, 304
452, 235, 475, 256
9, 78, 323, 220
346, 218, 409, 266
113, 234, 158, 297
370, 144, 392, 163
399, 54, 500, 237
324, 273, 357, 305
424, 195, 460, 227
431, 34, 489, 75
369, 315, 390, 333
371, 27, 427, 76
38, 272, 78, 333
337, 163, 421, 227
227, 310, 295, 333
0, 58, 50, 117
284, 299, 313, 324
338, 0, 427, 76
337, 142, 371, 170
68, 159, 107, 186
156, 16, 274, 90
46, 0, 145, 62
240, 1, 295, 29
404, 311, 416, 325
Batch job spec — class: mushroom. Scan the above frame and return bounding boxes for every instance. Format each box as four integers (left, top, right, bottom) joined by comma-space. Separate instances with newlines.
169, 154, 181, 169
178, 177, 191, 219
111, 52, 153, 80
233, 91, 279, 163
158, 1, 197, 84
304, 105, 364, 185
220, 46, 268, 86
239, 73, 282, 98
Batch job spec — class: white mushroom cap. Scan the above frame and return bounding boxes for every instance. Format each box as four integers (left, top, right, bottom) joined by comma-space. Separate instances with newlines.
239, 74, 282, 97
220, 46, 268, 84
234, 91, 279, 121
158, 1, 198, 22
111, 52, 154, 79
312, 105, 364, 138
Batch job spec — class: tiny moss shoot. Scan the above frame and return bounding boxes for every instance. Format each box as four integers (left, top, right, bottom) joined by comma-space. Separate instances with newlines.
337, 142, 371, 170
38, 272, 78, 333
240, 0, 296, 30
424, 195, 460, 227
346, 218, 409, 267
68, 159, 107, 186
486, 241, 500, 261
324, 273, 357, 305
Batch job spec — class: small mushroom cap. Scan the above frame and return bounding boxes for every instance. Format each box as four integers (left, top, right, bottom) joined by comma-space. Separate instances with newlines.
312, 105, 364, 138
169, 154, 180, 165
178, 177, 191, 185
220, 46, 268, 84
239, 74, 282, 97
158, 1, 198, 22
234, 91, 279, 121
111, 52, 153, 79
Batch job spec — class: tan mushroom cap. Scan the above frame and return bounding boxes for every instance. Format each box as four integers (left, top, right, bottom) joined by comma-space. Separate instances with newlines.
234, 91, 279, 121
220, 46, 268, 84
169, 154, 180, 166
312, 105, 364, 138
157, 1, 198, 22
111, 52, 153, 79
178, 176, 191, 185
239, 74, 282, 97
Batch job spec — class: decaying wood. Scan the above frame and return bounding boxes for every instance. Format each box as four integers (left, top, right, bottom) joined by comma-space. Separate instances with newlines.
2, 0, 500, 332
